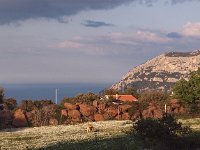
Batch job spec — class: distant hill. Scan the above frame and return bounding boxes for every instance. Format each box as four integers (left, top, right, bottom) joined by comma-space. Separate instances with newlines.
111, 49, 200, 92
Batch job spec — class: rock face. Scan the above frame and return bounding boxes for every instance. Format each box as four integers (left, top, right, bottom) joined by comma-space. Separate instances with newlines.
111, 50, 200, 92
12, 109, 28, 128
79, 104, 97, 117
68, 110, 81, 122
64, 103, 79, 110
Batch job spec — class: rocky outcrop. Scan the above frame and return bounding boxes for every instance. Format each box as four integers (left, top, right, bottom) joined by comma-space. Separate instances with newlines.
68, 110, 81, 122
64, 103, 79, 110
111, 50, 200, 92
168, 99, 186, 114
61, 109, 68, 117
49, 118, 59, 126
106, 106, 118, 117
12, 109, 28, 128
94, 114, 104, 121
79, 104, 97, 117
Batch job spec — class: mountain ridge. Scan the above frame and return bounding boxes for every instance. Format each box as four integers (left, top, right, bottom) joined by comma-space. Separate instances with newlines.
111, 49, 200, 92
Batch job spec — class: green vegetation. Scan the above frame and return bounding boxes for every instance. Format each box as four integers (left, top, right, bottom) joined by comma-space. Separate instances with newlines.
173, 67, 200, 113
133, 115, 192, 149
60, 92, 99, 106
3, 98, 17, 110
139, 90, 169, 104
0, 88, 4, 110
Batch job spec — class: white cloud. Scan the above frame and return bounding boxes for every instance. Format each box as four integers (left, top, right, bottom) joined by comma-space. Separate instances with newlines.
182, 22, 200, 37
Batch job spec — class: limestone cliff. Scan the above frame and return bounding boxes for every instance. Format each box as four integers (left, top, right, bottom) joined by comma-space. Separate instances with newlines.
111, 50, 200, 92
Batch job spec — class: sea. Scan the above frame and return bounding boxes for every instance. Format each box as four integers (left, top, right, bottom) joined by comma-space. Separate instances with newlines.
1, 83, 112, 105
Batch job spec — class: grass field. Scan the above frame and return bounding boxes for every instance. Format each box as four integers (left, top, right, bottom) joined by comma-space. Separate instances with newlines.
0, 118, 199, 150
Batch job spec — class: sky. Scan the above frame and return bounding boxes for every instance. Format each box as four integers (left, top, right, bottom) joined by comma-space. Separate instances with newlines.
1, 0, 200, 84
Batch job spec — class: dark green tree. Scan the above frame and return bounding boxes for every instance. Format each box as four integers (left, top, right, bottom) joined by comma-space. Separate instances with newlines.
0, 88, 4, 110
124, 87, 138, 97
173, 68, 200, 112
0, 88, 4, 103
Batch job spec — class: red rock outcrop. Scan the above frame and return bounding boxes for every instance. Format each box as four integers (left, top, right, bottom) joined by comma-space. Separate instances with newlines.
68, 110, 81, 122
94, 114, 104, 121
122, 113, 130, 120
169, 99, 186, 114
93, 100, 98, 108
142, 103, 163, 119
12, 109, 28, 127
49, 118, 58, 126
119, 104, 132, 113
106, 107, 118, 117
61, 109, 68, 117
64, 103, 79, 110
98, 103, 107, 113
79, 104, 97, 117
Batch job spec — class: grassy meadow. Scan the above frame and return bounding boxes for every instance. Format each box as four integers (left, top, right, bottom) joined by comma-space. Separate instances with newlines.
0, 119, 199, 150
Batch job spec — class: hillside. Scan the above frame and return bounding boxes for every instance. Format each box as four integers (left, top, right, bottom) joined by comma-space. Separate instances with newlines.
111, 49, 200, 92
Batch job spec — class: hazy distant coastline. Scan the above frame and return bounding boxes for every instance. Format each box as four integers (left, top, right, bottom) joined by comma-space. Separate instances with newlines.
1, 83, 112, 104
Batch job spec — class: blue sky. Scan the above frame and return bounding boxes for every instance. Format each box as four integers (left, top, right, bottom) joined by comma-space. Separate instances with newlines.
0, 0, 200, 84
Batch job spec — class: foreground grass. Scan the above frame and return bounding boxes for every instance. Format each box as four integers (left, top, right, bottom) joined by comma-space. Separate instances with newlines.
0, 118, 200, 150
0, 120, 133, 150
38, 135, 136, 150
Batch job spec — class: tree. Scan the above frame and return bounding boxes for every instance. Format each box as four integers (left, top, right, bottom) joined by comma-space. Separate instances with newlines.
0, 88, 4, 110
133, 115, 191, 149
173, 68, 200, 112
139, 90, 169, 104
0, 88, 4, 104
124, 87, 138, 97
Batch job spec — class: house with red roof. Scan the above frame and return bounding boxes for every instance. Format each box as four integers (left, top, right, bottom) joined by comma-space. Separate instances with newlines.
105, 94, 138, 103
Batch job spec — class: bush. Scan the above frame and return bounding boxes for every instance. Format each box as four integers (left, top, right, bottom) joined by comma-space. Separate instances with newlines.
173, 68, 200, 113
133, 114, 191, 149
60, 92, 99, 106
3, 98, 17, 110
139, 90, 169, 104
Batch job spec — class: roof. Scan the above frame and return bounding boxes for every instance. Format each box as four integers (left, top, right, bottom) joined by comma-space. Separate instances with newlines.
105, 94, 137, 102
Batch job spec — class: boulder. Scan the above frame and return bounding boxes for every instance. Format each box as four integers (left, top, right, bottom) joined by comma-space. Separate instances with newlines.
68, 110, 81, 121
43, 104, 58, 112
12, 109, 28, 128
61, 109, 68, 117
93, 100, 98, 108
142, 105, 163, 119
98, 103, 106, 113
94, 114, 104, 121
119, 104, 132, 112
84, 115, 95, 122
106, 107, 118, 117
64, 103, 79, 110
25, 110, 35, 123
153, 108, 163, 118
115, 114, 122, 120
122, 113, 130, 120
169, 99, 186, 114
103, 112, 113, 120
49, 118, 58, 126
79, 104, 97, 117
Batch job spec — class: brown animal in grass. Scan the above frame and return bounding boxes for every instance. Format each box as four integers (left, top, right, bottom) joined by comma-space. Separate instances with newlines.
86, 124, 94, 133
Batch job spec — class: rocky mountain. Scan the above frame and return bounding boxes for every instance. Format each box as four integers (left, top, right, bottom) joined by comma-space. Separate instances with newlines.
111, 49, 200, 92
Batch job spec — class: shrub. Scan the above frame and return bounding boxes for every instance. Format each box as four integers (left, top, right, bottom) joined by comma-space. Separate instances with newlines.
139, 90, 169, 104
173, 68, 200, 113
3, 98, 17, 110
133, 114, 191, 149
